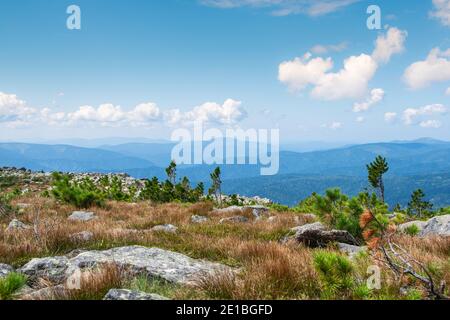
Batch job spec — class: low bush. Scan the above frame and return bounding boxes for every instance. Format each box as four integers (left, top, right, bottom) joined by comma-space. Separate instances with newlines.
0, 272, 28, 300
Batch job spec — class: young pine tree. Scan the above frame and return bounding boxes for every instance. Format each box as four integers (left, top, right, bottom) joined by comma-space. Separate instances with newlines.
367, 156, 389, 203
407, 189, 433, 218
209, 167, 222, 206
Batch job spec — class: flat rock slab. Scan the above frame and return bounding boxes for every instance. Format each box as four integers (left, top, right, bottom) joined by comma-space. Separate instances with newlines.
70, 231, 94, 242
19, 256, 69, 284
68, 211, 97, 222
399, 215, 450, 237
191, 215, 209, 224
291, 222, 359, 247
6, 219, 31, 232
338, 243, 367, 259
0, 263, 14, 278
20, 246, 233, 286
151, 224, 178, 233
104, 289, 169, 301
219, 216, 249, 224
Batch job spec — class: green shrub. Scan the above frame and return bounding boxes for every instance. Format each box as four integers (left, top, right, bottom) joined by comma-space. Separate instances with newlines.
51, 173, 105, 209
313, 251, 355, 299
404, 224, 420, 236
0, 273, 27, 300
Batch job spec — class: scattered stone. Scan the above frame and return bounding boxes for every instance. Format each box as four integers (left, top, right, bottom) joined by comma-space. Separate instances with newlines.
70, 231, 94, 242
65, 246, 232, 285
291, 222, 359, 247
19, 246, 232, 287
267, 216, 278, 223
103, 289, 169, 301
247, 205, 270, 219
399, 215, 450, 237
0, 263, 14, 278
6, 219, 32, 231
68, 211, 97, 222
219, 216, 249, 224
212, 206, 245, 215
337, 243, 367, 259
151, 224, 178, 233
19, 256, 69, 284
191, 215, 209, 224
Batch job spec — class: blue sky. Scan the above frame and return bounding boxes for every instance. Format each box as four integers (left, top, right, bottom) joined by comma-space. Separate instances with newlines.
1, 0, 450, 143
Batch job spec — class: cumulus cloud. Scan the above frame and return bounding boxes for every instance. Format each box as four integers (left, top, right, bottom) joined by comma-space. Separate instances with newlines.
446, 87, 450, 95
402, 104, 447, 125
278, 27, 405, 101
0, 92, 36, 123
384, 112, 397, 123
165, 99, 247, 126
199, 0, 360, 16
419, 119, 442, 128
352, 88, 385, 112
38, 99, 246, 128
403, 48, 450, 89
430, 0, 450, 26
371, 27, 407, 64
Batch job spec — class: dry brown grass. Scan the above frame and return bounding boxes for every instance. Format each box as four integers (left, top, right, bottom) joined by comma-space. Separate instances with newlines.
1, 194, 449, 300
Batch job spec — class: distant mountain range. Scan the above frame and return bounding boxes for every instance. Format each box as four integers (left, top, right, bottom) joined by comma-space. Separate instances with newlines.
1, 138, 449, 207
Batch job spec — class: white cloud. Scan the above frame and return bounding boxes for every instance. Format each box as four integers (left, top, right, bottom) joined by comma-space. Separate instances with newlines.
403, 48, 450, 89
419, 119, 442, 128
384, 112, 397, 123
279, 27, 405, 101
446, 87, 450, 95
402, 104, 447, 125
353, 88, 385, 112
165, 99, 247, 126
356, 116, 365, 123
430, 0, 450, 26
321, 121, 343, 129
310, 42, 348, 55
199, 0, 360, 16
0, 92, 36, 123
371, 27, 407, 64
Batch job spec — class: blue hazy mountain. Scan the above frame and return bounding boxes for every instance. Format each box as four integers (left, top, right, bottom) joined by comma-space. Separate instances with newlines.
1, 139, 450, 207
0, 143, 155, 172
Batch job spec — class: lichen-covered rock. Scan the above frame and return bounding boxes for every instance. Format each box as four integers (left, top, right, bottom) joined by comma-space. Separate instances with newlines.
421, 215, 450, 237
70, 231, 94, 242
6, 219, 32, 232
191, 215, 209, 224
18, 246, 233, 287
68, 211, 97, 222
247, 205, 269, 218
151, 224, 178, 233
103, 289, 169, 301
19, 256, 69, 283
0, 263, 14, 278
219, 216, 249, 224
291, 222, 325, 233
212, 206, 245, 215
291, 222, 359, 247
338, 243, 367, 259
399, 215, 450, 237
65, 246, 232, 285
